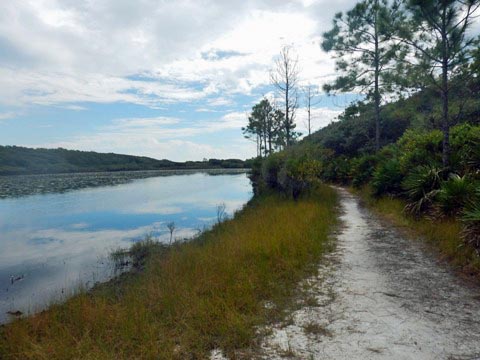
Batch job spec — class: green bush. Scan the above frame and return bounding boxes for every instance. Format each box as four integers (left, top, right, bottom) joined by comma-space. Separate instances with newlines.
462, 188, 480, 251
371, 158, 404, 197
397, 129, 443, 173
261, 153, 286, 189
351, 154, 379, 188
450, 124, 480, 175
402, 166, 443, 215
278, 157, 321, 199
437, 175, 477, 217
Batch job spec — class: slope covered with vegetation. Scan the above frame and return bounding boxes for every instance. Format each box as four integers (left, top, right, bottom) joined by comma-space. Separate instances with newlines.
248, 0, 480, 277
0, 146, 248, 175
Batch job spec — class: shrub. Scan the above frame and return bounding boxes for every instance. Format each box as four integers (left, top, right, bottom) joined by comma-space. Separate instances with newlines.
450, 124, 480, 175
351, 154, 379, 188
260, 153, 286, 189
320, 157, 351, 184
462, 190, 480, 252
437, 174, 477, 217
371, 158, 404, 197
247, 157, 263, 195
397, 129, 443, 172
278, 157, 321, 199
402, 166, 443, 215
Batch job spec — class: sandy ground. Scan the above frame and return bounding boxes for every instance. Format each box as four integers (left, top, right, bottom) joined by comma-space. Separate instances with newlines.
254, 188, 480, 359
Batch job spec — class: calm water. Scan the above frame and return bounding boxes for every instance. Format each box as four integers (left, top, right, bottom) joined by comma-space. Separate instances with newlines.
0, 170, 252, 323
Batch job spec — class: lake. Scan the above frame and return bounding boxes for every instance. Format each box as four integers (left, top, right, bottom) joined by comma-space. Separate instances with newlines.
0, 170, 252, 323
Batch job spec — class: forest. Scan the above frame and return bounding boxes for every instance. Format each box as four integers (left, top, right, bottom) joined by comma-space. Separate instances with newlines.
0, 146, 248, 175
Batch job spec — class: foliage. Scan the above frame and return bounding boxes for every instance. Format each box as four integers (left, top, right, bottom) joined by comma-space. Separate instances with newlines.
242, 98, 286, 157
449, 124, 480, 175
437, 175, 477, 217
351, 154, 379, 188
322, 0, 405, 151
396, 129, 443, 172
402, 166, 443, 215
399, 0, 480, 167
371, 158, 403, 197
278, 157, 322, 200
260, 152, 286, 190
462, 191, 480, 251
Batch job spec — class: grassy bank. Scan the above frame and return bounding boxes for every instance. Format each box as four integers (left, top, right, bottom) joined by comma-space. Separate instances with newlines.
0, 185, 337, 359
355, 187, 480, 279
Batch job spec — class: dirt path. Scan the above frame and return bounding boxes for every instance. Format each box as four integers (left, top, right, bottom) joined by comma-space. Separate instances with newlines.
259, 188, 480, 359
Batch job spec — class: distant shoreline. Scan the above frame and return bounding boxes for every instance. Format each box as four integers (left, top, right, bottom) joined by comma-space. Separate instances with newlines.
0, 167, 250, 178
0, 145, 252, 176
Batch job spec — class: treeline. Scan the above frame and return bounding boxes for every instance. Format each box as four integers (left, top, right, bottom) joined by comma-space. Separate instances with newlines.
249, 0, 480, 252
0, 146, 249, 175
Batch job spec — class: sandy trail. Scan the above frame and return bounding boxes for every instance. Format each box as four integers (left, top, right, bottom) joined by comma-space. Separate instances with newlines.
258, 188, 480, 359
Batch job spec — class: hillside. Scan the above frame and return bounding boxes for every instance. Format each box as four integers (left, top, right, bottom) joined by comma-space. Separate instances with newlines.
0, 146, 248, 175
304, 80, 480, 157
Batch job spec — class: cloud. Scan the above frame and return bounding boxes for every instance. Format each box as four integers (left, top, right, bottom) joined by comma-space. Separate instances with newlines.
28, 111, 255, 160
294, 106, 342, 136
0, 0, 361, 109
109, 117, 180, 130
1, 0, 382, 159
0, 111, 17, 121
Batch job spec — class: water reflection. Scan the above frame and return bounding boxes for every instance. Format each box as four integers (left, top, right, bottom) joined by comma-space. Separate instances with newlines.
0, 171, 252, 323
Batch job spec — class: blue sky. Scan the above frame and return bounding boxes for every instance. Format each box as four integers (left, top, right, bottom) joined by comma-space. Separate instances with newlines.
0, 1, 381, 160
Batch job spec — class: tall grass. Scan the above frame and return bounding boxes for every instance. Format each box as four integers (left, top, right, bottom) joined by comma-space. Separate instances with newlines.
0, 185, 337, 359
356, 187, 480, 278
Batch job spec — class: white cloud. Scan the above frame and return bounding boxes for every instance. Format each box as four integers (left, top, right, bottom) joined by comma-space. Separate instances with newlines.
294, 106, 342, 136
0, 1, 361, 108
26, 111, 255, 160
0, 112, 18, 121
1, 0, 370, 159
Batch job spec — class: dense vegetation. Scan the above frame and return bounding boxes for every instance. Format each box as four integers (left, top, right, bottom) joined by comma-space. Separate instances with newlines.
249, 0, 480, 273
250, 82, 479, 274
0, 185, 337, 359
0, 146, 249, 175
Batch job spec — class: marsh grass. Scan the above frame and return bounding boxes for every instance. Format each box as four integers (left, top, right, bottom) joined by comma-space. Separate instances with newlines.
355, 186, 480, 278
0, 185, 337, 359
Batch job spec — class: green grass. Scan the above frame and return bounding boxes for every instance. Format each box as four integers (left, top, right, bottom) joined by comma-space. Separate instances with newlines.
0, 185, 338, 359
355, 187, 480, 279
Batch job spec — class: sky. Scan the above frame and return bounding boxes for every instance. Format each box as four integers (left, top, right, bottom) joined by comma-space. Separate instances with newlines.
0, 0, 369, 161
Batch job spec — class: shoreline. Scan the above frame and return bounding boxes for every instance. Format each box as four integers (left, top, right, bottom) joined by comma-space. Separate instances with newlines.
0, 185, 338, 359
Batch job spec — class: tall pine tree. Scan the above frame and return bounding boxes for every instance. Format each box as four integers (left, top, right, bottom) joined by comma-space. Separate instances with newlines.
322, 0, 405, 152
399, 0, 480, 168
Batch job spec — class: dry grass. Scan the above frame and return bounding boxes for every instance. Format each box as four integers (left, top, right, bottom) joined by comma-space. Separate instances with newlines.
0, 185, 337, 359
302, 322, 332, 337
355, 187, 480, 279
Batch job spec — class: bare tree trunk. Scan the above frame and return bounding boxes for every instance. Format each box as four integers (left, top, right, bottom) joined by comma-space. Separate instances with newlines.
285, 81, 290, 147
257, 135, 261, 158
271, 46, 299, 148
441, 6, 450, 169
374, 0, 381, 152
307, 87, 311, 136
268, 127, 272, 154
